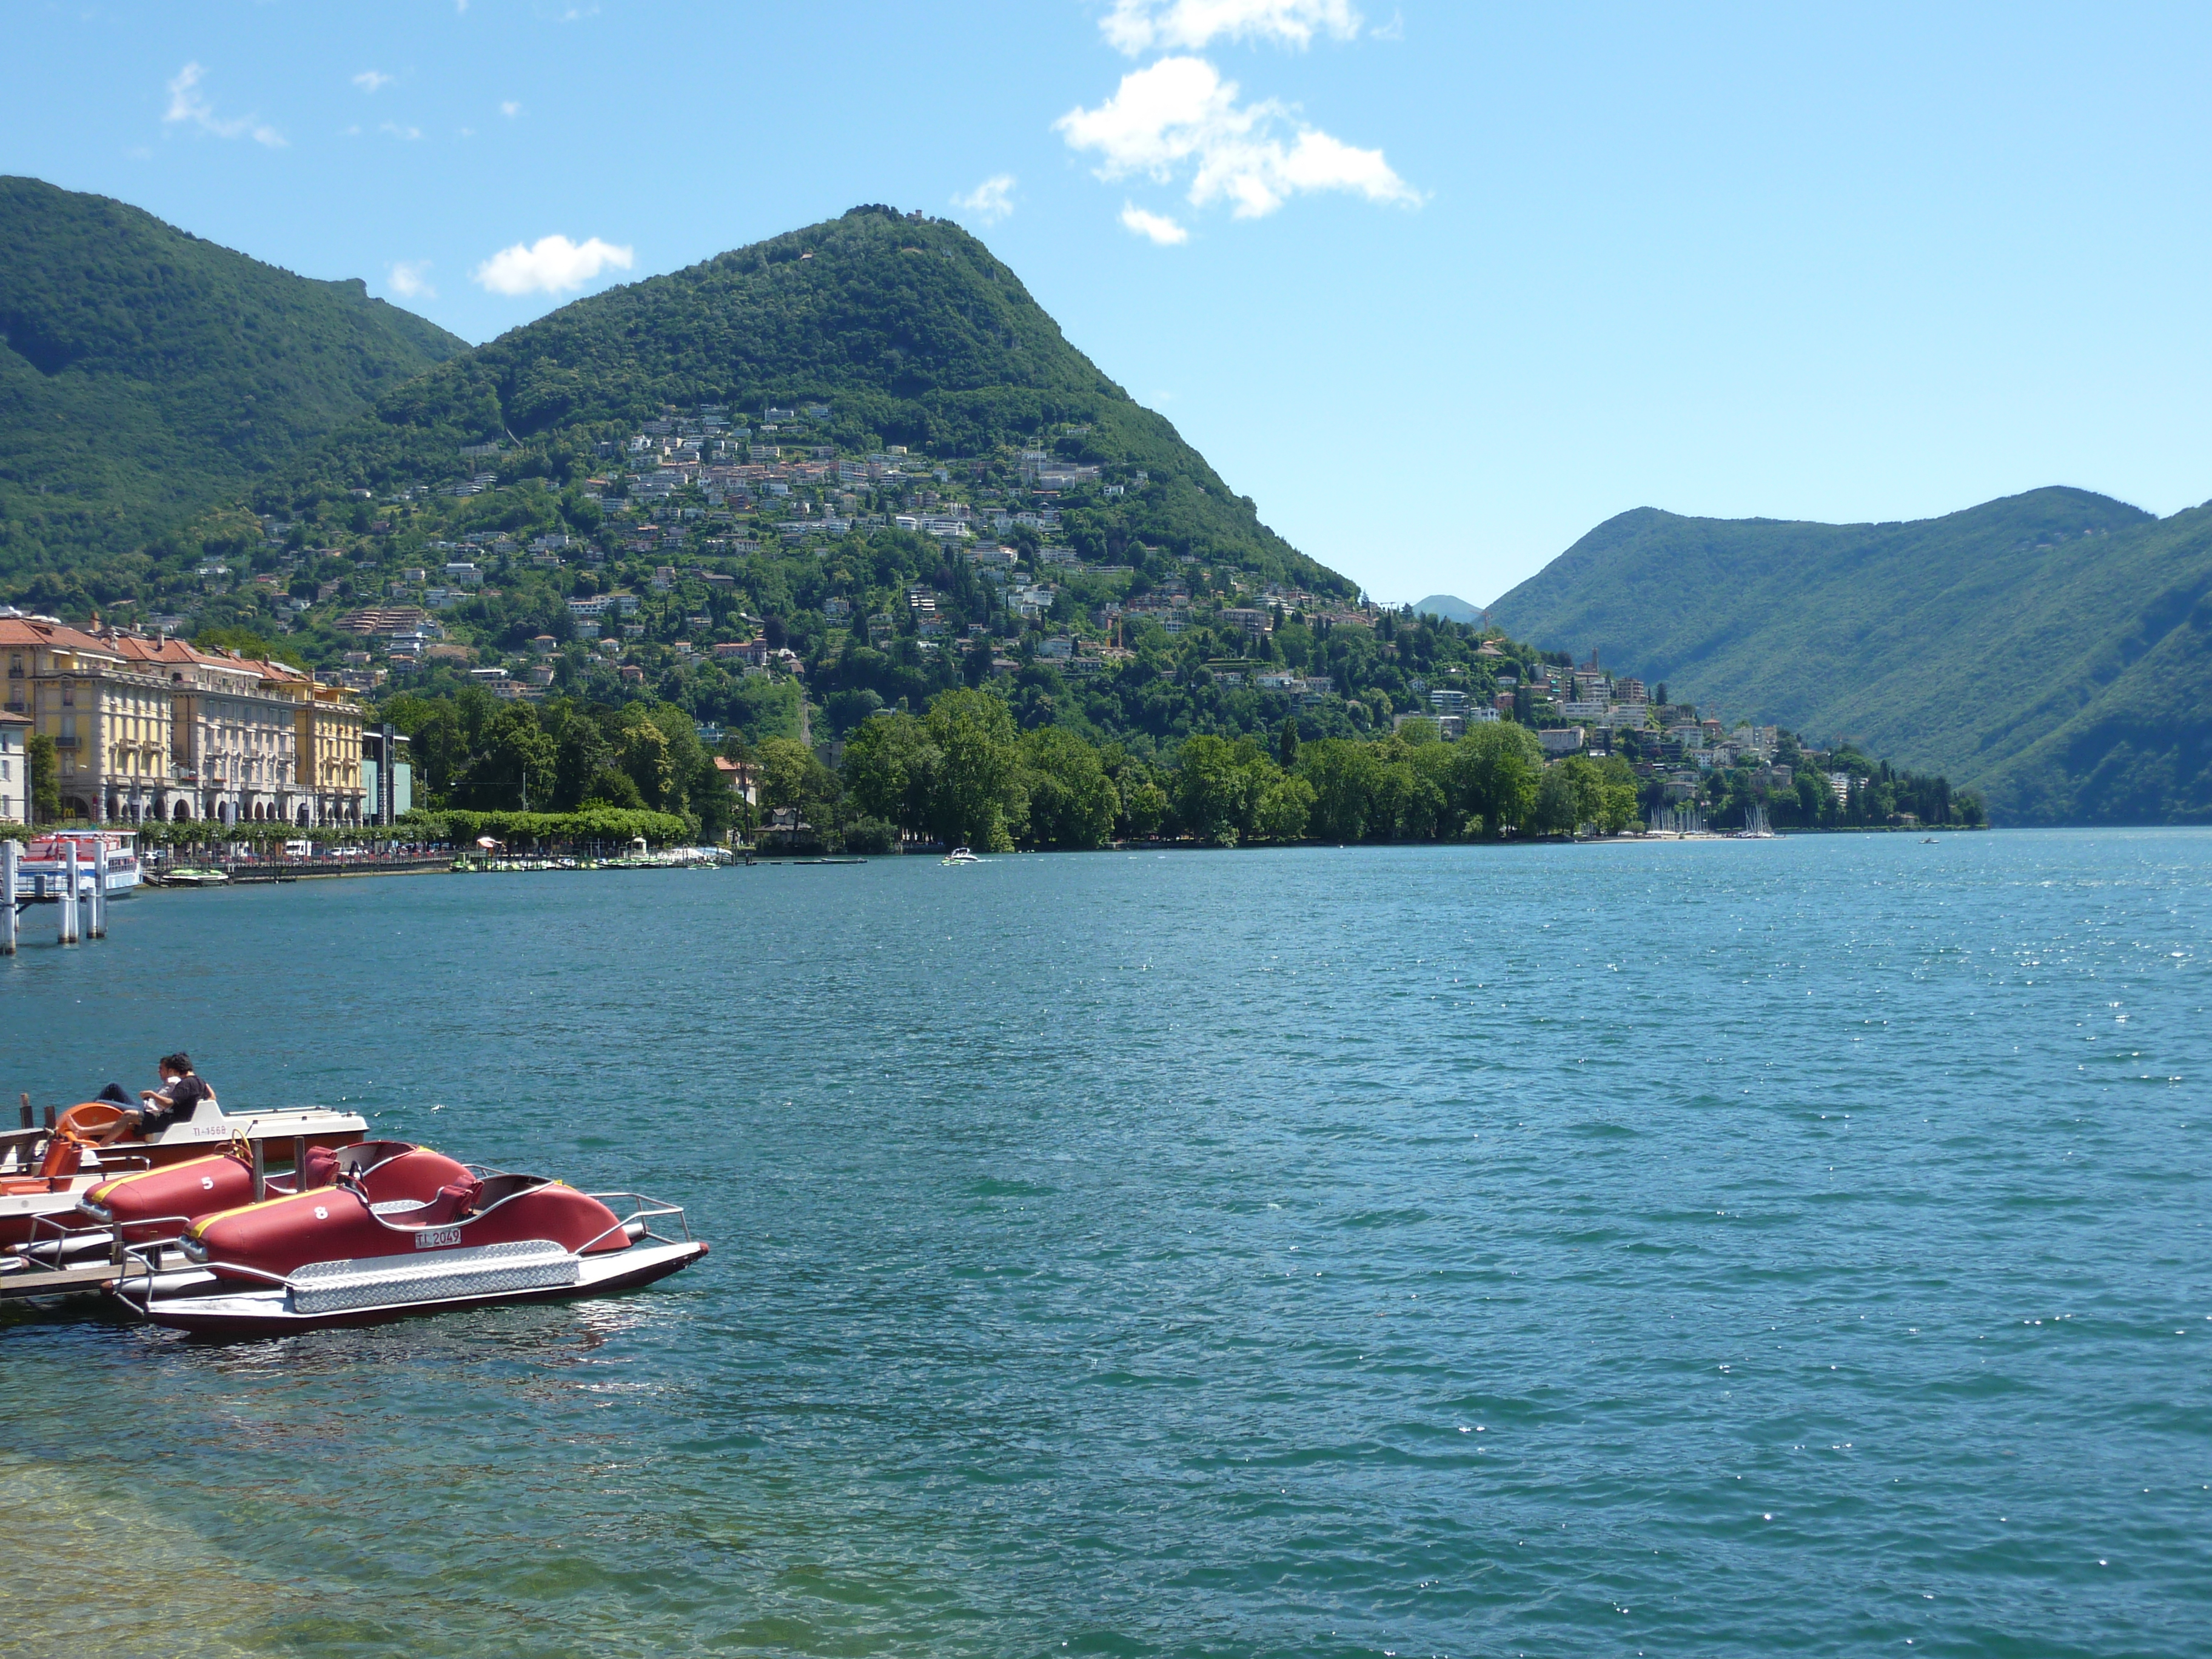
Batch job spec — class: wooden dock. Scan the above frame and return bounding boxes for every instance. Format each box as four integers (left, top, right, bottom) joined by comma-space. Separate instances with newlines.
0, 1259, 135, 1302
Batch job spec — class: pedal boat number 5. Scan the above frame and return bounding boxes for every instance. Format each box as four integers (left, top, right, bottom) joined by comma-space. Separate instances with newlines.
0, 1097, 367, 1250
119, 1167, 707, 1333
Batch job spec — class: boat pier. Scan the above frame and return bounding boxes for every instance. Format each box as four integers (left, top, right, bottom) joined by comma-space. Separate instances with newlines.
1, 837, 112, 953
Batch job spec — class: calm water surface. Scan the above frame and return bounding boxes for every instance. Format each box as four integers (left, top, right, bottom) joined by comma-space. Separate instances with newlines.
2, 831, 2207, 1658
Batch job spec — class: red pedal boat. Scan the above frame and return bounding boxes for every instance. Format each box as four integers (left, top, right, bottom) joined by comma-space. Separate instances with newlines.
0, 1097, 366, 1250
122, 1159, 706, 1334
12, 1141, 467, 1269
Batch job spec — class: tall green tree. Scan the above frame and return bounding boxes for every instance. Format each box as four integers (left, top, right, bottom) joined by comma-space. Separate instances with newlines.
1450, 723, 1543, 838
1019, 726, 1119, 850
842, 711, 941, 834
27, 732, 59, 824
614, 710, 675, 810
1253, 773, 1315, 842
1296, 739, 1383, 842
1173, 734, 1277, 846
461, 704, 557, 811
923, 688, 1025, 850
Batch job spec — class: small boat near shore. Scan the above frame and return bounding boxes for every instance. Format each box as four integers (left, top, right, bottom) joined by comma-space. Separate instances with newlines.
121, 1159, 703, 1333
942, 846, 982, 866
158, 866, 230, 887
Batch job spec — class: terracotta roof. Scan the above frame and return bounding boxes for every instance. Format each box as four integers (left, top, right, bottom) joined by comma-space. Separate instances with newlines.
0, 616, 116, 655
106, 634, 202, 668
104, 633, 307, 683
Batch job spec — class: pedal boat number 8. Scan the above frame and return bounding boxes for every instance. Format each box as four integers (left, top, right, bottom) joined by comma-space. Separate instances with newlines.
119, 1162, 707, 1333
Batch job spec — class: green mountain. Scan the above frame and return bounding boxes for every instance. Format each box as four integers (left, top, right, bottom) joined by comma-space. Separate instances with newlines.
1487, 486, 2212, 825
283, 204, 1347, 595
0, 175, 466, 598
1413, 594, 1480, 624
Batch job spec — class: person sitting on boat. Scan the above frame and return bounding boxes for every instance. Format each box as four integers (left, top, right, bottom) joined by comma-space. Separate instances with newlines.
92, 1054, 215, 1145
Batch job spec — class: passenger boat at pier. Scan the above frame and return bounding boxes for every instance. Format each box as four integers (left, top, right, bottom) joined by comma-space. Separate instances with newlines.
0, 1094, 366, 1249
11, 830, 143, 902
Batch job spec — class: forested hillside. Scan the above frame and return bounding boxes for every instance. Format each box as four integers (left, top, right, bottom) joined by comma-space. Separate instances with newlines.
0, 176, 466, 600
1488, 488, 2212, 825
277, 205, 1341, 597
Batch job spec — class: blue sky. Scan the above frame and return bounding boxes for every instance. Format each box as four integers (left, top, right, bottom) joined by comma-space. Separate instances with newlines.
8, 2, 2212, 606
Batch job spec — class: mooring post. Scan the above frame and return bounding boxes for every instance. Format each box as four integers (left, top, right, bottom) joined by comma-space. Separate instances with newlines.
16, 1092, 28, 1131
90, 839, 108, 938
59, 840, 79, 945
1, 839, 16, 956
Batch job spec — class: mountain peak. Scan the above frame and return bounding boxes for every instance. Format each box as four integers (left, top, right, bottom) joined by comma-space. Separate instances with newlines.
289, 207, 1351, 594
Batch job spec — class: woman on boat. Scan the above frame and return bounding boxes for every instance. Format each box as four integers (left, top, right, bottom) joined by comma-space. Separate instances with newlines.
93, 1053, 215, 1144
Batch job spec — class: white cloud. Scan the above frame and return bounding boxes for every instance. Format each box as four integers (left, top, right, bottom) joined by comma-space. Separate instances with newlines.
353, 70, 393, 93
163, 62, 286, 147
388, 261, 436, 300
380, 122, 423, 141
1120, 203, 1189, 245
500, 100, 522, 118
1101, 0, 1360, 55
952, 173, 1016, 224
473, 234, 635, 296
1056, 55, 1416, 219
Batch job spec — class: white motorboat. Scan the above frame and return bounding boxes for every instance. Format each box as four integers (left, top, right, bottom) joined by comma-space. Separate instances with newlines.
160, 865, 230, 887
942, 846, 982, 865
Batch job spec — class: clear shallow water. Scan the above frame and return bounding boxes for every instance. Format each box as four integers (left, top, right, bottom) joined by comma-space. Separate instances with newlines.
2, 831, 2207, 1658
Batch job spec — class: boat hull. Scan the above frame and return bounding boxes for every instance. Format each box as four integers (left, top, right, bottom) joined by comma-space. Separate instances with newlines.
0, 1179, 106, 1249
136, 1238, 706, 1335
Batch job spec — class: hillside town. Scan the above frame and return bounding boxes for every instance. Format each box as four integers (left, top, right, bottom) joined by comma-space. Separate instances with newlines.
20, 400, 1969, 838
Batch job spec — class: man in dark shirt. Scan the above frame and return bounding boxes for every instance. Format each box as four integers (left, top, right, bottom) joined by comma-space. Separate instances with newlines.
93, 1053, 216, 1144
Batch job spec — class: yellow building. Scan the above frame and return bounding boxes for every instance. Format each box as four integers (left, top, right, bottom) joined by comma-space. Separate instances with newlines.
2, 615, 179, 823
298, 683, 368, 825
2, 619, 371, 825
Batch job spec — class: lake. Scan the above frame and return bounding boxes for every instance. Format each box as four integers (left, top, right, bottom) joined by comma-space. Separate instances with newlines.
2, 830, 2207, 1657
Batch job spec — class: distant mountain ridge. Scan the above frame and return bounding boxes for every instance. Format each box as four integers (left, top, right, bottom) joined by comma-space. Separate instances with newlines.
1412, 594, 1480, 624
1488, 486, 2212, 825
0, 176, 467, 594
